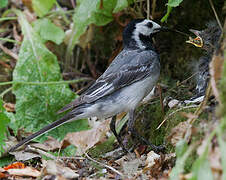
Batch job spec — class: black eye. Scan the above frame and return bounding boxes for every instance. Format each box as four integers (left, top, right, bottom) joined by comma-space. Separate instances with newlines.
146, 22, 153, 28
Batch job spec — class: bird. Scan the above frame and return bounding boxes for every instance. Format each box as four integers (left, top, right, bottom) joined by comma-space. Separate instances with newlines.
9, 19, 165, 153
186, 22, 222, 102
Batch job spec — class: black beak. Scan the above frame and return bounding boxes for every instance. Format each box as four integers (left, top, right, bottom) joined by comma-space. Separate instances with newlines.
160, 26, 190, 37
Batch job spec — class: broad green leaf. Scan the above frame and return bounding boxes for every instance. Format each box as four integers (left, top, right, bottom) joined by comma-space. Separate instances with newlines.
161, 5, 172, 22
0, 156, 14, 167
167, 0, 183, 7
113, 0, 132, 13
190, 149, 213, 180
12, 10, 88, 142
161, 0, 184, 22
175, 139, 188, 157
33, 18, 65, 45
0, 0, 8, 8
32, 0, 56, 17
0, 99, 10, 152
170, 140, 190, 180
66, 0, 130, 62
217, 126, 226, 180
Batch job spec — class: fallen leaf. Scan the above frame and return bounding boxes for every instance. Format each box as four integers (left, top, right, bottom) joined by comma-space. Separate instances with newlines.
31, 136, 61, 151
209, 146, 222, 179
4, 162, 25, 170
145, 151, 161, 169
7, 167, 41, 177
209, 53, 224, 103
62, 119, 110, 155
3, 103, 15, 112
122, 158, 142, 178
10, 150, 41, 161
167, 112, 197, 146
43, 160, 79, 179
167, 121, 191, 147
168, 99, 180, 109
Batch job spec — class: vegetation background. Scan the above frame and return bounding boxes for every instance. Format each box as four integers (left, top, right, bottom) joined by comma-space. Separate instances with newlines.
0, 0, 225, 179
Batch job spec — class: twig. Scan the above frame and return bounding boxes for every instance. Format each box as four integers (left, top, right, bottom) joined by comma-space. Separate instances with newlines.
151, 0, 156, 19
0, 87, 12, 98
157, 84, 164, 115
0, 17, 17, 22
0, 78, 90, 86
0, 37, 20, 44
146, 0, 150, 19
156, 105, 198, 130
190, 83, 212, 124
26, 145, 58, 160
0, 43, 18, 60
208, 0, 223, 31
84, 152, 124, 177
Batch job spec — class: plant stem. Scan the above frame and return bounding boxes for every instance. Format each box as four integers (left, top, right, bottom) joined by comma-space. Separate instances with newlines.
0, 78, 90, 86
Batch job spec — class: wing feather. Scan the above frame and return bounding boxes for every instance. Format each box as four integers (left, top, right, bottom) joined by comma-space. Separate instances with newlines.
58, 50, 159, 113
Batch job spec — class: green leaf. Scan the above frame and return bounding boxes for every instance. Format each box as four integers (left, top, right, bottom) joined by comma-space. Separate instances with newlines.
167, 0, 183, 7
66, 0, 125, 62
169, 140, 191, 180
32, 0, 56, 17
217, 125, 226, 180
190, 148, 213, 180
0, 156, 14, 167
175, 139, 188, 157
33, 18, 65, 45
0, 99, 10, 152
12, 10, 88, 142
113, 0, 129, 13
161, 5, 172, 22
161, 0, 184, 22
0, 0, 8, 8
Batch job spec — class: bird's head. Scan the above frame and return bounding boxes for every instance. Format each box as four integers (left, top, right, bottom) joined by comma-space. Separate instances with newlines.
123, 19, 162, 50
186, 22, 222, 53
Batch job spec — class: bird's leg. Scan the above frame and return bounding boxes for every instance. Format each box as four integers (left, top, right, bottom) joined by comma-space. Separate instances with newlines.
128, 110, 165, 153
110, 115, 129, 153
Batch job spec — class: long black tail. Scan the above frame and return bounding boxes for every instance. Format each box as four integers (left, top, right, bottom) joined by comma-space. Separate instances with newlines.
9, 114, 74, 152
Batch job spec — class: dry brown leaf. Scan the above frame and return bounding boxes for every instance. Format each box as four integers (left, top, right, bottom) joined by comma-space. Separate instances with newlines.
209, 53, 224, 103
209, 146, 222, 179
43, 160, 79, 179
7, 167, 41, 177
168, 99, 179, 109
168, 112, 198, 146
31, 136, 61, 151
62, 119, 110, 155
10, 150, 41, 161
145, 151, 160, 169
3, 103, 15, 112
167, 121, 191, 147
122, 158, 142, 178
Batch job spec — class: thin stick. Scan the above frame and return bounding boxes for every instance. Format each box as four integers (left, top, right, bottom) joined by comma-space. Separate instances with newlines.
156, 105, 198, 130
208, 0, 223, 31
0, 87, 12, 98
147, 0, 150, 19
84, 152, 124, 177
0, 78, 90, 86
0, 43, 18, 60
26, 145, 58, 160
190, 83, 212, 124
151, 0, 156, 19
0, 37, 20, 44
158, 84, 164, 115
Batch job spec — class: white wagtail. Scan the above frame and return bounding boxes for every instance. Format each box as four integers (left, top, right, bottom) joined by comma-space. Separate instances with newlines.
9, 19, 165, 152
186, 22, 222, 101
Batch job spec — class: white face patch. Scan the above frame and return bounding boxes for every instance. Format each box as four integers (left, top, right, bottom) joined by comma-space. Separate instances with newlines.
133, 20, 161, 49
